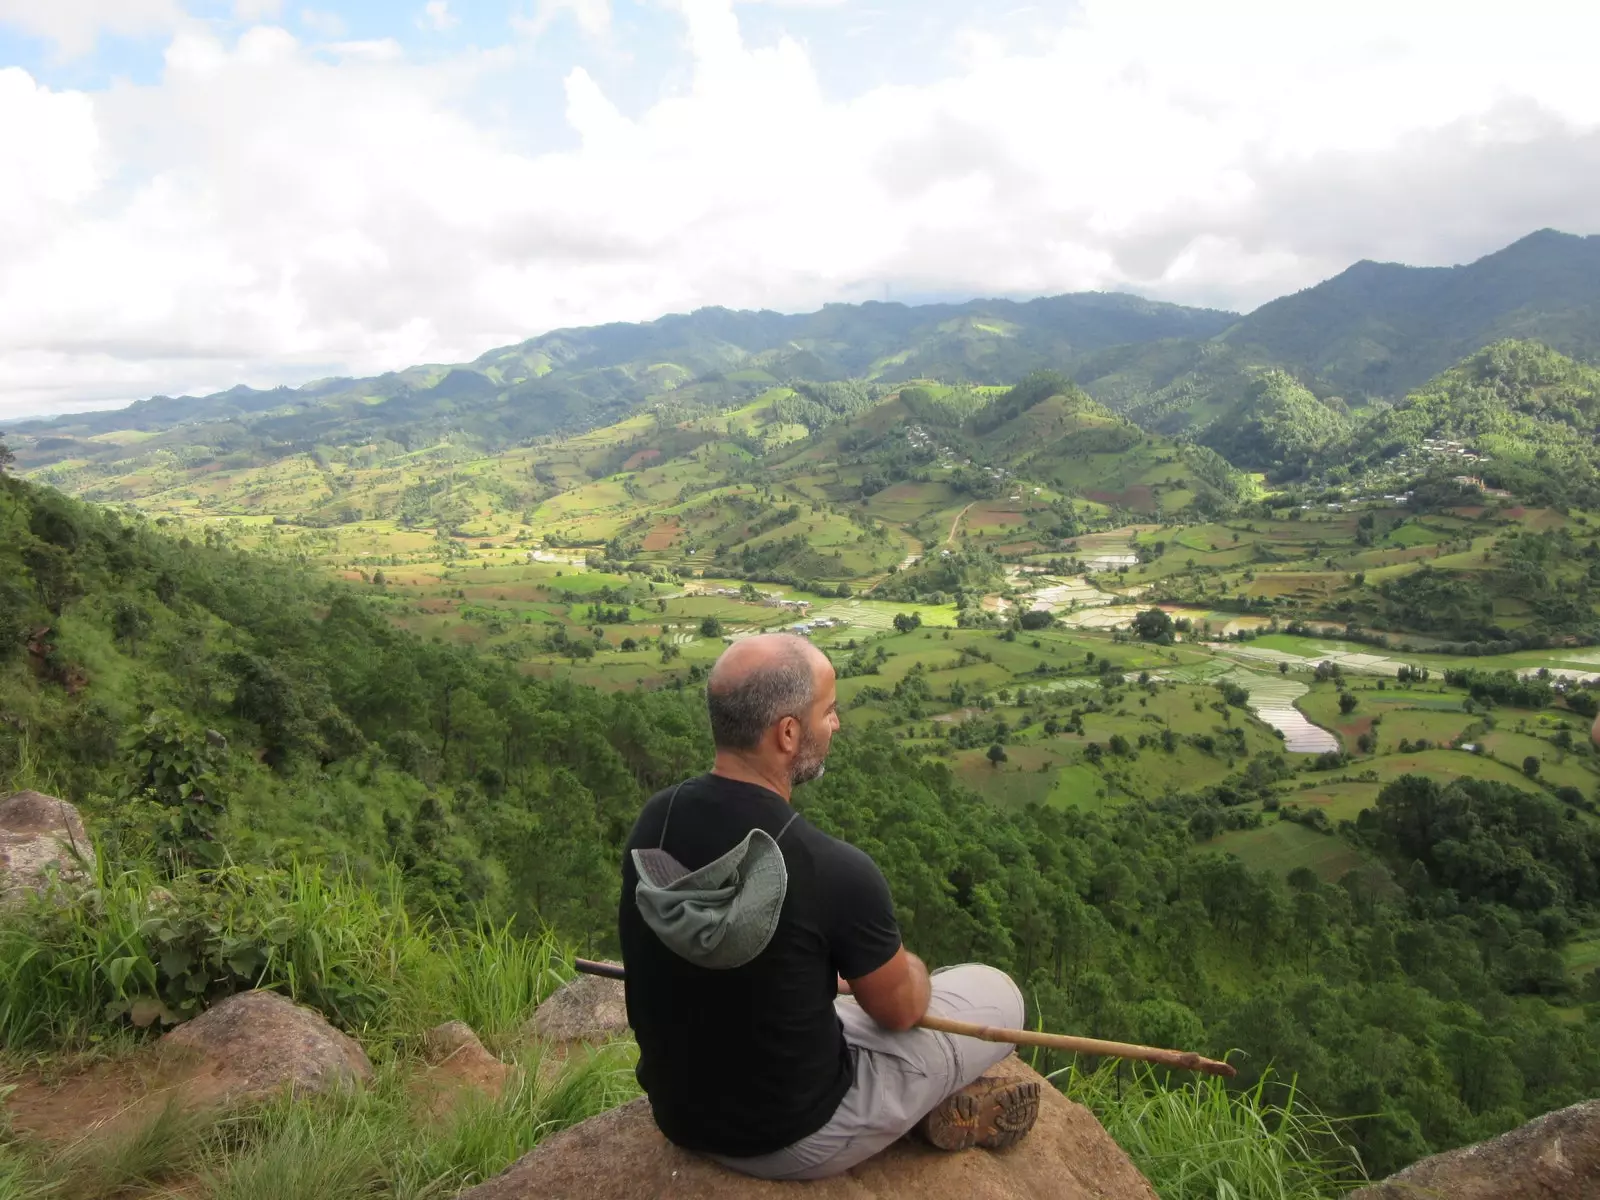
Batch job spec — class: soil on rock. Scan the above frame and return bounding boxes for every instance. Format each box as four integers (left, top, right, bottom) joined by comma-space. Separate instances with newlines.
160, 990, 374, 1105
0, 790, 95, 901
528, 971, 628, 1044
416, 1021, 512, 1115
1352, 1098, 1600, 1200
458, 1055, 1158, 1200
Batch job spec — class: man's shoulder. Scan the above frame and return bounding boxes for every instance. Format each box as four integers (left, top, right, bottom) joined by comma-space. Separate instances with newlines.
792, 817, 882, 881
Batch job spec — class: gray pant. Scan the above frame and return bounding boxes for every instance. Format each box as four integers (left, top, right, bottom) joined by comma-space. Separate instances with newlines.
709, 964, 1026, 1181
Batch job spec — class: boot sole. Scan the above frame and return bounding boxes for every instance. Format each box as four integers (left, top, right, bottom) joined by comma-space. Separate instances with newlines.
921, 1078, 1041, 1152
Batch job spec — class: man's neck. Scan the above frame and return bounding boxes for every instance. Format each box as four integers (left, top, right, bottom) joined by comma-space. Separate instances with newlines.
710, 751, 793, 803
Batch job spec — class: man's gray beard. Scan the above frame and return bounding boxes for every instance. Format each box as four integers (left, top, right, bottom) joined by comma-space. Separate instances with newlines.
791, 723, 829, 785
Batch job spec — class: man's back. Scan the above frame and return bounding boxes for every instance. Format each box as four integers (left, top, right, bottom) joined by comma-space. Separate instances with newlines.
619, 773, 901, 1157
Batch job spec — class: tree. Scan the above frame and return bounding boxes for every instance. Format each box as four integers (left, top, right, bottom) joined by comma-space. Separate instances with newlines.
1278, 660, 1290, 675
987, 743, 1007, 768
893, 612, 922, 634
1132, 608, 1174, 643
699, 616, 722, 638
1339, 691, 1359, 715
0, 435, 13, 474
112, 599, 153, 656
1523, 755, 1541, 778
1019, 609, 1053, 631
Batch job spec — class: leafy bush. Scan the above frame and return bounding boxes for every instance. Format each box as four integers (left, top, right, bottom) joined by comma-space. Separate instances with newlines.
0, 857, 566, 1053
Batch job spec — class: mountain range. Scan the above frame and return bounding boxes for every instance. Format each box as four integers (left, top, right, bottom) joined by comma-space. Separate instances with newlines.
10, 228, 1598, 476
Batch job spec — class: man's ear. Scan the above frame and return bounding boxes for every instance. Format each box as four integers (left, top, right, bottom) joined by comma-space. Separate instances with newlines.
775, 714, 800, 754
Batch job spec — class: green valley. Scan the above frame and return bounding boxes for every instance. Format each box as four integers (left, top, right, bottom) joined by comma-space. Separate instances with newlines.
7, 229, 1600, 1197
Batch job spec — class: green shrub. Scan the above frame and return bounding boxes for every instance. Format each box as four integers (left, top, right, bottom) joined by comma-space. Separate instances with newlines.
0, 855, 570, 1054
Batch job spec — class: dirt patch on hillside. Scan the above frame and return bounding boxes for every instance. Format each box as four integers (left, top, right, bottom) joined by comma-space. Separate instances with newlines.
1085, 486, 1154, 510
641, 522, 681, 552
1338, 716, 1374, 741
621, 449, 662, 471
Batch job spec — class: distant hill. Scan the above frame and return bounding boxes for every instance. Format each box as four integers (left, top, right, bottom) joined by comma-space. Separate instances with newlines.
1071, 230, 1600, 460
14, 228, 1600, 491
1223, 229, 1600, 399
9, 292, 1235, 473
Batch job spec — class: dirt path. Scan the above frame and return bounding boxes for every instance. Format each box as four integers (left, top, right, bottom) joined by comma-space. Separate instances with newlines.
947, 502, 974, 547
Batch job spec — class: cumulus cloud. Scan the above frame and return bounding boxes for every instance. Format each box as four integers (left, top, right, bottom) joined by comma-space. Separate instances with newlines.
1, 0, 1598, 417
0, 0, 183, 58
419, 1, 458, 33
511, 0, 611, 41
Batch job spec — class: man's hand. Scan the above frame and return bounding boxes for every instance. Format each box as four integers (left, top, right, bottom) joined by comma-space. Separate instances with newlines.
846, 947, 931, 1032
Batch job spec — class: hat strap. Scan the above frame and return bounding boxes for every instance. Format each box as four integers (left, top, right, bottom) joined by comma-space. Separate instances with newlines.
656, 780, 802, 851
657, 781, 687, 850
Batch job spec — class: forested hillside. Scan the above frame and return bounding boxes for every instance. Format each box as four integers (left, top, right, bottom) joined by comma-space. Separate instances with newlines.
10, 292, 1233, 476
1223, 230, 1600, 399
4, 463, 1599, 1184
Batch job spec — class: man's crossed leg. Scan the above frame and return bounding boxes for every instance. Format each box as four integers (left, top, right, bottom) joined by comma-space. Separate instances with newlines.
710, 965, 1035, 1181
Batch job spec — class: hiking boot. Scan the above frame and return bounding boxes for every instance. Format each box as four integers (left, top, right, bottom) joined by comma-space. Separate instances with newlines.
916, 1074, 1040, 1152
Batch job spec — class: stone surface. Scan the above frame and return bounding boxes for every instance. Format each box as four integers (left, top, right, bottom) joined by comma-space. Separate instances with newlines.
528, 970, 629, 1044
0, 790, 94, 901
418, 1020, 512, 1113
459, 1056, 1158, 1200
160, 990, 374, 1105
1352, 1099, 1600, 1200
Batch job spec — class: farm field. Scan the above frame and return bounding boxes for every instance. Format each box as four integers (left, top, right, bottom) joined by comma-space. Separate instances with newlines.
20, 367, 1600, 916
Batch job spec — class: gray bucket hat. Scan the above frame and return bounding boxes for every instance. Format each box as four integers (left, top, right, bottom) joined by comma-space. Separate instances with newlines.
632, 784, 799, 970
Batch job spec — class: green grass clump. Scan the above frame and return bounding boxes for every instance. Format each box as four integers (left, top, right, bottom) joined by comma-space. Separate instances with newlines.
0, 855, 570, 1056
1058, 1063, 1365, 1199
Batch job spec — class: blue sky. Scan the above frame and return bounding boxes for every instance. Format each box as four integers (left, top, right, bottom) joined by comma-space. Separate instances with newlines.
0, 0, 1597, 418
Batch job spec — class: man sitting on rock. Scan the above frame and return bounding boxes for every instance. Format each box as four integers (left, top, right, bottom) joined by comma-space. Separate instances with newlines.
619, 632, 1038, 1181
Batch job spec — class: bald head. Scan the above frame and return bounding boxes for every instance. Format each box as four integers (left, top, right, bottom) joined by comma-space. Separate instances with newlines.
707, 634, 826, 750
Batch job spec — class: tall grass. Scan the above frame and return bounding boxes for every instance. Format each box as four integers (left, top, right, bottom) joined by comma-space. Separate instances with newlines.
0, 853, 572, 1055
0, 1046, 635, 1200
1056, 1061, 1366, 1199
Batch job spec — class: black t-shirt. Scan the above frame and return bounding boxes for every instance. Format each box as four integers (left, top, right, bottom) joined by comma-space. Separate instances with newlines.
618, 773, 902, 1157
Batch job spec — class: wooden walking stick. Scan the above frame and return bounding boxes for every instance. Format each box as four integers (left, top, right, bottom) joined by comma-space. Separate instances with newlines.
572, 958, 1235, 1078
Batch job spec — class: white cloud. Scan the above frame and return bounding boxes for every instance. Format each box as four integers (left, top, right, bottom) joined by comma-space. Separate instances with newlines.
233, 0, 283, 21
298, 7, 346, 38
512, 0, 611, 41
420, 1, 459, 32
0, 0, 182, 59
2, 0, 1599, 417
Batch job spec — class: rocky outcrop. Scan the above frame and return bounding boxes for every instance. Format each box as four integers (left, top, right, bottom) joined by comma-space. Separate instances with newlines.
161, 990, 373, 1105
0, 790, 94, 901
419, 1020, 512, 1110
1352, 1099, 1600, 1199
527, 970, 628, 1044
459, 1056, 1157, 1200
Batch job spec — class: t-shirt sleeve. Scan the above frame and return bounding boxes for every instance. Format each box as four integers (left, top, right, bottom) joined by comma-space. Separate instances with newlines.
823, 841, 903, 980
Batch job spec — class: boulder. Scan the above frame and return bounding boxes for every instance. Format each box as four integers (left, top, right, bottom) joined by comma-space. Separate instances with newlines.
527, 970, 628, 1044
0, 790, 94, 901
161, 990, 373, 1105
420, 1020, 512, 1107
458, 1055, 1157, 1200
1352, 1099, 1600, 1200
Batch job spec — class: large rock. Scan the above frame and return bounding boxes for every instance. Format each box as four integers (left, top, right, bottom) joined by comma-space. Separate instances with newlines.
459, 1056, 1157, 1200
1352, 1100, 1600, 1200
161, 990, 374, 1105
0, 790, 94, 901
418, 1020, 512, 1112
527, 970, 628, 1044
